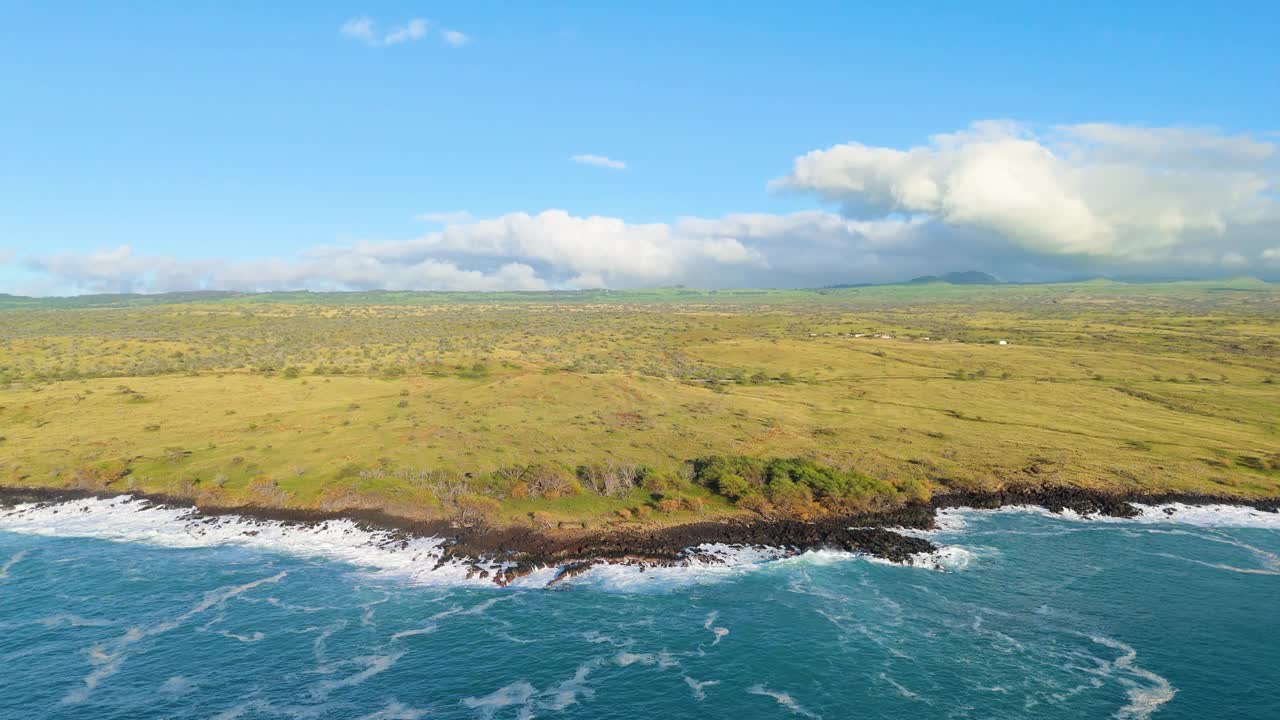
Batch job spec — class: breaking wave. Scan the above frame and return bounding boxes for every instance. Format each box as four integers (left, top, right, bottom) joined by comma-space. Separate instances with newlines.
926, 502, 1280, 537
0, 496, 968, 591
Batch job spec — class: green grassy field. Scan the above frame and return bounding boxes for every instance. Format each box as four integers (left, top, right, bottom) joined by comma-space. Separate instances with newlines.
2, 279, 1278, 527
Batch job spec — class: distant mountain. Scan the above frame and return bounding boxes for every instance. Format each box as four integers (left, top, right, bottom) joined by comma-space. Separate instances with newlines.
907, 271, 1001, 285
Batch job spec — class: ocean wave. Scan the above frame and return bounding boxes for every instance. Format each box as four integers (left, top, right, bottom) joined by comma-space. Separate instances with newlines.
862, 545, 976, 572
1127, 503, 1280, 529
0, 496, 508, 587
930, 502, 1280, 535
0, 496, 971, 591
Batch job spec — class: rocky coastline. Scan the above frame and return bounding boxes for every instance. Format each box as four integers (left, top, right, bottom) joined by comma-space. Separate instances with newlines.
2, 484, 1276, 586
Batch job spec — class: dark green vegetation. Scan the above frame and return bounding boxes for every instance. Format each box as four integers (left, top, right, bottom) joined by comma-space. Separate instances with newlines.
2, 279, 1278, 527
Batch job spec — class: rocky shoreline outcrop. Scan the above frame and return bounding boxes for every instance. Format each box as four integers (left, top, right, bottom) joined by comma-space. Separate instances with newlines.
2, 484, 1276, 587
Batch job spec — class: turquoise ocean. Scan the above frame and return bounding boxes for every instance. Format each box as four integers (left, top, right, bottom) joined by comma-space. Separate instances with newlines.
1, 498, 1276, 719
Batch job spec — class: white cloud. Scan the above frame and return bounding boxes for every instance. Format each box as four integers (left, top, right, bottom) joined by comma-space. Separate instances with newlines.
18, 198, 1280, 296
441, 30, 470, 47
22, 211, 903, 295
0, 248, 14, 264
339, 16, 377, 44
341, 17, 430, 47
383, 19, 429, 46
414, 211, 473, 224
775, 121, 1278, 264
13, 121, 1280, 296
571, 154, 627, 170
23, 245, 549, 294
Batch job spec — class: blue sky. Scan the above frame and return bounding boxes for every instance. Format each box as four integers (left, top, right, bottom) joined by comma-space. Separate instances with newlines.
2, 1, 1278, 293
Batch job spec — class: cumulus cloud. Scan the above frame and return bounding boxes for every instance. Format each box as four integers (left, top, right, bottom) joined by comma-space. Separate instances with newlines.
22, 210, 968, 294
441, 30, 470, 47
571, 154, 627, 170
13, 121, 1280, 295
23, 245, 549, 295
341, 17, 429, 47
775, 121, 1278, 269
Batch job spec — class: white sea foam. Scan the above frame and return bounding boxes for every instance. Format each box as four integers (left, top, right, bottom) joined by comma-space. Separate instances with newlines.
1127, 503, 1280, 529
878, 672, 926, 702
159, 675, 195, 696
684, 676, 720, 701
861, 545, 976, 572
355, 701, 430, 720
63, 570, 286, 704
906, 545, 976, 571
1145, 528, 1280, 576
462, 681, 537, 719
542, 662, 597, 710
703, 610, 730, 646
915, 502, 1280, 546
614, 650, 678, 668
462, 662, 603, 720
563, 544, 788, 592
0, 548, 28, 579
390, 625, 438, 641
746, 684, 821, 718
0, 496, 504, 587
37, 614, 115, 628
0, 495, 988, 591
220, 630, 266, 643
312, 652, 404, 698
1088, 635, 1177, 720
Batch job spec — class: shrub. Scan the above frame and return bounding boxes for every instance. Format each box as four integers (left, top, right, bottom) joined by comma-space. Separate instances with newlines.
694, 455, 898, 511
496, 464, 578, 499
716, 473, 754, 500
576, 461, 642, 497
643, 471, 673, 494
247, 477, 288, 505
454, 494, 501, 527
766, 476, 814, 514
896, 477, 932, 503
656, 498, 681, 513
736, 494, 774, 516
692, 455, 765, 495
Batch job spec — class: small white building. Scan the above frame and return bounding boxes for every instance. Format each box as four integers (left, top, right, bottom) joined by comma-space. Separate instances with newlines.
997, 339, 1008, 345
